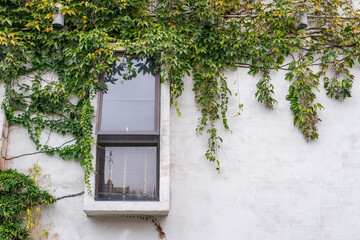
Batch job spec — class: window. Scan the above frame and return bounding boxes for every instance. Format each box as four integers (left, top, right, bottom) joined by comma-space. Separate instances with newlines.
95, 55, 160, 201
83, 52, 169, 216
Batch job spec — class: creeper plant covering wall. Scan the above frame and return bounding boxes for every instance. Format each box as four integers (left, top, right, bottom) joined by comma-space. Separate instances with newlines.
0, 0, 360, 191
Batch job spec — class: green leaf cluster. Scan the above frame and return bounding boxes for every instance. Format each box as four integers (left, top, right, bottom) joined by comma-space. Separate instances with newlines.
0, 169, 55, 240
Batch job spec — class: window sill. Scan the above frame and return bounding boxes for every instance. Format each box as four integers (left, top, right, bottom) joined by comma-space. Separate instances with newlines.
83, 82, 170, 216
84, 196, 169, 216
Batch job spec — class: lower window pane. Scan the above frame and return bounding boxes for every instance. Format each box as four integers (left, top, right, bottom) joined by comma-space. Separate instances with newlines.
97, 146, 158, 201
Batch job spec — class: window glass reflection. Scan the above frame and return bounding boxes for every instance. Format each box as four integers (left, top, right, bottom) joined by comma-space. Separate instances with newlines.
100, 57, 156, 132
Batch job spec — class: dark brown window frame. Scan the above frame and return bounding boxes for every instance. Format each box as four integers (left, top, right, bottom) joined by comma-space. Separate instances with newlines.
95, 53, 161, 201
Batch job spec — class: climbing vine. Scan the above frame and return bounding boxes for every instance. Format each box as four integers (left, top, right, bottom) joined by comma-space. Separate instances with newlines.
1, 0, 360, 187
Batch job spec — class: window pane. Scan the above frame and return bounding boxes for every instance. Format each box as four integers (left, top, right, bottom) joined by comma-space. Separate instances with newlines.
100, 57, 156, 132
98, 146, 158, 201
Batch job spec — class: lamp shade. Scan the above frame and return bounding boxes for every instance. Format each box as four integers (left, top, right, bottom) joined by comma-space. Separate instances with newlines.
297, 13, 308, 30
52, 4, 64, 29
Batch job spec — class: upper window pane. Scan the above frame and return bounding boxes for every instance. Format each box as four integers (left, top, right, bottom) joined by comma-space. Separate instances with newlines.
100, 57, 156, 132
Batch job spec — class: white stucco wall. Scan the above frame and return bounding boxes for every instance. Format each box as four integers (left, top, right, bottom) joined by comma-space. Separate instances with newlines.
5, 61, 360, 239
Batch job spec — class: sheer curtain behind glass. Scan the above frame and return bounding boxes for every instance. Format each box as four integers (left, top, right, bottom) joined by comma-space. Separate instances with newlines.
98, 146, 158, 201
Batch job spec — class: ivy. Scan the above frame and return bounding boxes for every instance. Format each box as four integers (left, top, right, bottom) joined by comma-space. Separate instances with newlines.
0, 169, 55, 240
1, 0, 360, 184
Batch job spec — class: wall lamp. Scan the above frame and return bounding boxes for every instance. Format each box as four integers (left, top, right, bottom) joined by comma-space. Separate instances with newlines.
52, 4, 65, 29
297, 12, 308, 30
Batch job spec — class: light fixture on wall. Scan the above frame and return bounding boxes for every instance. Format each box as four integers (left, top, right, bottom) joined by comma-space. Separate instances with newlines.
52, 4, 65, 29
297, 12, 308, 30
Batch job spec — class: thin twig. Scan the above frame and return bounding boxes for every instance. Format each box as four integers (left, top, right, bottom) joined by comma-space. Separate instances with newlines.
5, 138, 77, 161
44, 129, 53, 145
5, 151, 44, 161
118, 215, 168, 240
56, 191, 84, 201
58, 138, 77, 148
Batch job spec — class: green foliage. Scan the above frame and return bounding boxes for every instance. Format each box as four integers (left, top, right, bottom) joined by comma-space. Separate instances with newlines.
1, 0, 360, 176
0, 168, 55, 240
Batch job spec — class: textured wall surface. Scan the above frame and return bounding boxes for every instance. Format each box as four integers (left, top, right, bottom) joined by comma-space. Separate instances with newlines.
5, 63, 360, 239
